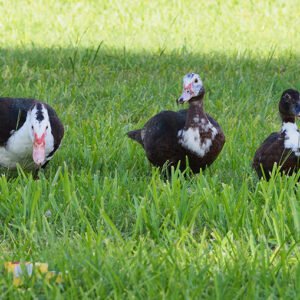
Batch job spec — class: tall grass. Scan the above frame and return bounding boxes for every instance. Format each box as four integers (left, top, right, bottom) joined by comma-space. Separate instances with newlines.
0, 0, 299, 298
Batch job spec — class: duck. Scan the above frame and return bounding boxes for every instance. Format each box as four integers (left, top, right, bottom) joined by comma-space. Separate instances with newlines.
253, 89, 300, 180
0, 98, 64, 171
127, 73, 225, 173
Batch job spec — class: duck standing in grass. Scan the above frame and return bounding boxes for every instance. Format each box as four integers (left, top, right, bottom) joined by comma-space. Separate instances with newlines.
253, 89, 300, 180
127, 73, 225, 173
0, 98, 64, 171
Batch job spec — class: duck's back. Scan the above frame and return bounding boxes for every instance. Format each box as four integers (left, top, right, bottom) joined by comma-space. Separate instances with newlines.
142, 110, 186, 167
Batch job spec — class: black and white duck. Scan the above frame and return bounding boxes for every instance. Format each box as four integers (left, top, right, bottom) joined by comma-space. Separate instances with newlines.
253, 89, 300, 180
0, 98, 64, 171
127, 73, 225, 173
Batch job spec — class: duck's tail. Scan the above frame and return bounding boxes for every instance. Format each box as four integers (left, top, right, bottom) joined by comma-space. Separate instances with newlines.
127, 129, 143, 145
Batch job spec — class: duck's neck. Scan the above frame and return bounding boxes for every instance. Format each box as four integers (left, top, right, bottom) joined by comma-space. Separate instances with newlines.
281, 114, 299, 134
184, 98, 208, 129
281, 113, 296, 124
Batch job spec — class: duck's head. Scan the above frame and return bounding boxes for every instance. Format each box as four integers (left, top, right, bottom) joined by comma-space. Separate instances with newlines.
177, 73, 205, 104
279, 89, 300, 122
28, 103, 51, 166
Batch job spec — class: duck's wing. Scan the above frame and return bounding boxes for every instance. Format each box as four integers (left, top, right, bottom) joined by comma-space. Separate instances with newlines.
127, 110, 186, 148
136, 111, 186, 166
206, 113, 225, 146
206, 113, 222, 130
0, 98, 35, 146
252, 132, 283, 178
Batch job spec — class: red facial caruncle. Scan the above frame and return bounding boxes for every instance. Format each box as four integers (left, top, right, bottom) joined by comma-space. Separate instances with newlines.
184, 82, 195, 97
32, 131, 47, 166
34, 132, 46, 146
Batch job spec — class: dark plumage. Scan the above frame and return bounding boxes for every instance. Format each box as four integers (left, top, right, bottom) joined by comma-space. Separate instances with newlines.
253, 89, 300, 180
127, 73, 225, 173
0, 97, 64, 170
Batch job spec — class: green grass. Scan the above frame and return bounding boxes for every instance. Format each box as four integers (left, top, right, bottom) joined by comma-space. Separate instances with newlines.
0, 0, 300, 298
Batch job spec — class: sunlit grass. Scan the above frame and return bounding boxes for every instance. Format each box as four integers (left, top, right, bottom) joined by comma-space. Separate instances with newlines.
0, 0, 300, 298
1, 0, 300, 54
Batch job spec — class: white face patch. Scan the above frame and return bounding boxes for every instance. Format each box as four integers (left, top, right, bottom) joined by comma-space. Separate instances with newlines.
29, 104, 51, 141
0, 104, 55, 169
178, 121, 218, 157
178, 73, 204, 103
282, 122, 300, 156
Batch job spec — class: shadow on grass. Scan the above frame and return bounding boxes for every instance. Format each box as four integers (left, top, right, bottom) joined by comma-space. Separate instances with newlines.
0, 46, 299, 184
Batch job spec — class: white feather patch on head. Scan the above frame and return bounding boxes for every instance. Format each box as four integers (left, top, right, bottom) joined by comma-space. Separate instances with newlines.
282, 122, 300, 156
179, 73, 204, 102
183, 73, 203, 94
29, 104, 51, 138
178, 121, 218, 157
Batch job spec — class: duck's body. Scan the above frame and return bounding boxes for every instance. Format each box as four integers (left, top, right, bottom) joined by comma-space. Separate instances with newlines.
253, 89, 300, 180
128, 73, 225, 173
0, 98, 64, 170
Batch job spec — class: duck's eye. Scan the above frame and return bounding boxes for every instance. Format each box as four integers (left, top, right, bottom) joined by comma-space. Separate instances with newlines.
31, 126, 34, 130
46, 126, 49, 130
285, 94, 292, 101
194, 78, 198, 83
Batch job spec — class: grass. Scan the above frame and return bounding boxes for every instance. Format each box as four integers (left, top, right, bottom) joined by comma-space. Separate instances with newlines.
0, 0, 300, 298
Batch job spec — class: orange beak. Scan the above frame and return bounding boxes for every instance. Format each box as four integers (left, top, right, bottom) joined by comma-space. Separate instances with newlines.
33, 133, 46, 165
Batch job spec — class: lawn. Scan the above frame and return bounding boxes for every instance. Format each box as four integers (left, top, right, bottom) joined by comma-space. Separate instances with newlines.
0, 0, 300, 298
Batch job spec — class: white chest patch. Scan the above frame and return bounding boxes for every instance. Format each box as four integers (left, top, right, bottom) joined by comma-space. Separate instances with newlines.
178, 121, 218, 157
0, 119, 33, 169
282, 122, 300, 156
0, 120, 55, 169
